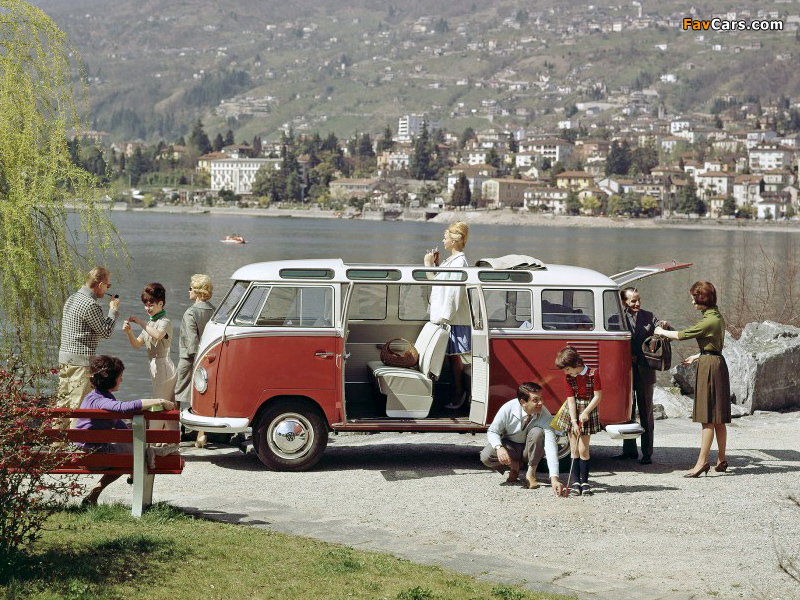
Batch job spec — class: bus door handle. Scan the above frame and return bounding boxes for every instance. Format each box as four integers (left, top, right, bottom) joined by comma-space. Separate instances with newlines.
474, 354, 489, 362
314, 351, 335, 359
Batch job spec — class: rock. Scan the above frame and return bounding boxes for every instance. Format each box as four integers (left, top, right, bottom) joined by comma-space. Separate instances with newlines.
652, 403, 666, 420
725, 321, 800, 412
668, 321, 800, 413
730, 403, 749, 418
653, 386, 693, 419
670, 363, 695, 396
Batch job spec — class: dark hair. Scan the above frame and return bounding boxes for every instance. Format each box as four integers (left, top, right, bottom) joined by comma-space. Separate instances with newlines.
141, 282, 166, 306
517, 381, 542, 402
89, 355, 125, 392
690, 281, 717, 307
620, 287, 637, 302
555, 345, 584, 370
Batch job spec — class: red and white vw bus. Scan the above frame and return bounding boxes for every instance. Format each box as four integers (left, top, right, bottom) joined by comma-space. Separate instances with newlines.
181, 257, 689, 470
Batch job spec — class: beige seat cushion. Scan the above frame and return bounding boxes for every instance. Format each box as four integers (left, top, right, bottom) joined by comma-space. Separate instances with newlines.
367, 361, 433, 397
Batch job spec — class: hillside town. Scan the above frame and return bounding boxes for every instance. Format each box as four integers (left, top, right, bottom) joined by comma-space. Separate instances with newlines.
102, 103, 800, 222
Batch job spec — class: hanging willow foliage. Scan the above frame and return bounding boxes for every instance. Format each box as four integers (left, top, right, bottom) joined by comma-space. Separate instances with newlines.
0, 1, 124, 365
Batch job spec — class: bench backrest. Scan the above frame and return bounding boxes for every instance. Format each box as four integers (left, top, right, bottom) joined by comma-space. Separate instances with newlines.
414, 322, 449, 380
43, 408, 183, 473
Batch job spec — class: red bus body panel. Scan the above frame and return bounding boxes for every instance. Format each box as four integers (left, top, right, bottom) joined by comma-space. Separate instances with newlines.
213, 334, 342, 424
487, 337, 632, 426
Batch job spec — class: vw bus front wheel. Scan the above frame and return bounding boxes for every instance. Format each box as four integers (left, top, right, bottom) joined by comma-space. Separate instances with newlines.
254, 402, 328, 471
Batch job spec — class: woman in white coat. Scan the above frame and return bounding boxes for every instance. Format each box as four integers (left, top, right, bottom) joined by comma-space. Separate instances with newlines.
424, 221, 472, 410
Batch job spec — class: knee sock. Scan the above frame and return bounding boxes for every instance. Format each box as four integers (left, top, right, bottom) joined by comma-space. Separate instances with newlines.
579, 458, 589, 484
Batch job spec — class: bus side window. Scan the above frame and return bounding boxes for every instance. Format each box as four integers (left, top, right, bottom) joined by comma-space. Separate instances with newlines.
542, 290, 595, 330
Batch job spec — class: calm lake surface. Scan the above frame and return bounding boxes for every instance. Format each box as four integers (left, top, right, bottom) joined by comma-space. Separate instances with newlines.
97, 212, 798, 398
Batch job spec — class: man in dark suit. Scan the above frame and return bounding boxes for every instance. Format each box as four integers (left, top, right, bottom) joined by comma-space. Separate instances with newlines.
615, 287, 668, 465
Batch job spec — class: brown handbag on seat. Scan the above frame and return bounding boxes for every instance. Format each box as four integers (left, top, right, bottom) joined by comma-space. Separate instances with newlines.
380, 338, 419, 368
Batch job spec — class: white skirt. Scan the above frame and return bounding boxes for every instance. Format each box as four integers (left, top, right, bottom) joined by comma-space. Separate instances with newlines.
149, 356, 177, 401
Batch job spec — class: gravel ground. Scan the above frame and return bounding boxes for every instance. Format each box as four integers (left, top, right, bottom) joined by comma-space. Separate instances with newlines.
100, 411, 800, 600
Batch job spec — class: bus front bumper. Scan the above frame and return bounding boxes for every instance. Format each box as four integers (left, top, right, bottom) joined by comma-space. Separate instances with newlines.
180, 408, 251, 434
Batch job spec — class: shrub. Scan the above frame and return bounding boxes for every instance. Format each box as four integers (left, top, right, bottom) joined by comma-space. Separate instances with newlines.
0, 357, 81, 580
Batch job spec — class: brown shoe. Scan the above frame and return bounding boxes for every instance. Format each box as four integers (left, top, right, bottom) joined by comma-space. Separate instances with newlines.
526, 475, 539, 489
506, 468, 520, 483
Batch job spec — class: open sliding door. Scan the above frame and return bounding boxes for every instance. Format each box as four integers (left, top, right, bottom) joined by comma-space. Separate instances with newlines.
467, 286, 489, 425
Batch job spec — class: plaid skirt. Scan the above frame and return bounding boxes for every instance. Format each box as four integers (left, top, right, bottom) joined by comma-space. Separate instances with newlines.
554, 397, 602, 435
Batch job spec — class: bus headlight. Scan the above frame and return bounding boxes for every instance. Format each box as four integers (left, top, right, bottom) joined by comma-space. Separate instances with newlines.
193, 366, 208, 394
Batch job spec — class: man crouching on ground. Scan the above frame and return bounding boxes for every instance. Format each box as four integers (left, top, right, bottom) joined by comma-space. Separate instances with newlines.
480, 381, 565, 496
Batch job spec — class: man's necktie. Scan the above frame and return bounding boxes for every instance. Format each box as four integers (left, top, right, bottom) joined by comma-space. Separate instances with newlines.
522, 414, 532, 430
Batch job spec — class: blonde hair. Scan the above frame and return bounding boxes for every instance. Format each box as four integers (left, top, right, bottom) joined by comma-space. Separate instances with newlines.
446, 221, 469, 252
85, 267, 110, 290
191, 274, 213, 301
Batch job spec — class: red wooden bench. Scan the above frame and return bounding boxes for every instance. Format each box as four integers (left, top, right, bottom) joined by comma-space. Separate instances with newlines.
45, 407, 184, 517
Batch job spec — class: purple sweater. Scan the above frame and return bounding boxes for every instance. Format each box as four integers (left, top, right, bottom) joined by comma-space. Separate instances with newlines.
75, 389, 143, 449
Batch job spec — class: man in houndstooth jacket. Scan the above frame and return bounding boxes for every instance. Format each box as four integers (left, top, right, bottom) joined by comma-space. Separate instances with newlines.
57, 267, 120, 417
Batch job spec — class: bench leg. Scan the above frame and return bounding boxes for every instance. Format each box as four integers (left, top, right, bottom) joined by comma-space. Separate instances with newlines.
131, 414, 151, 518
131, 473, 155, 518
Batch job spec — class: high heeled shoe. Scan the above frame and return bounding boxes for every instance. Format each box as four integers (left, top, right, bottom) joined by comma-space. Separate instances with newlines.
195, 432, 207, 448
683, 462, 710, 478
444, 392, 468, 410
714, 460, 728, 473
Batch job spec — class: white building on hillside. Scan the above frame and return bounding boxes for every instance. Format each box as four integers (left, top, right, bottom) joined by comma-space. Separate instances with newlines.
211, 158, 282, 194
397, 114, 439, 142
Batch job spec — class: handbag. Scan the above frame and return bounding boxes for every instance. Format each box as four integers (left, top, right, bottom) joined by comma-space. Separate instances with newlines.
641, 335, 672, 371
380, 338, 419, 368
549, 400, 569, 432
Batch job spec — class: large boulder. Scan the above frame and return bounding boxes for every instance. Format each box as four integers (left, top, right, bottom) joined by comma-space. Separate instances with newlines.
671, 321, 800, 413
726, 321, 800, 412
653, 386, 692, 419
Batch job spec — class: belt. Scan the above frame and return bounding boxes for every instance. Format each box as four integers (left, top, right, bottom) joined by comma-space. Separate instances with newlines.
700, 350, 722, 356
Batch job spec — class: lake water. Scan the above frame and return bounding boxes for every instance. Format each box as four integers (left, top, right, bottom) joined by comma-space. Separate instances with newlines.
97, 212, 799, 398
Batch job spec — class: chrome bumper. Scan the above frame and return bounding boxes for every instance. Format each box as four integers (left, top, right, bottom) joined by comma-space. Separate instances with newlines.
180, 408, 251, 434
605, 423, 645, 440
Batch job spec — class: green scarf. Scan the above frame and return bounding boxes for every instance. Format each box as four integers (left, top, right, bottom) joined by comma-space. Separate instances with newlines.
149, 309, 166, 322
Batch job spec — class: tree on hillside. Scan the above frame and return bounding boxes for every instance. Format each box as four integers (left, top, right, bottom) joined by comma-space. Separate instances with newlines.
224, 129, 235, 146
213, 133, 224, 152
377, 126, 394, 153
565, 190, 581, 215
459, 127, 476, 149
409, 122, 433, 180
252, 135, 262, 157
0, 0, 122, 365
451, 173, 472, 207
606, 140, 632, 176
188, 119, 212, 156
722, 194, 737, 217
630, 142, 658, 176
676, 180, 706, 215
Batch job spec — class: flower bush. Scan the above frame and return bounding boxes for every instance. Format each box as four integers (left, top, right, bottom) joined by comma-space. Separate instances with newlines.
0, 357, 81, 580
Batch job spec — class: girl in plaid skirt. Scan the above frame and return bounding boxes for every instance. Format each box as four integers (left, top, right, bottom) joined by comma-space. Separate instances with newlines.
555, 346, 603, 495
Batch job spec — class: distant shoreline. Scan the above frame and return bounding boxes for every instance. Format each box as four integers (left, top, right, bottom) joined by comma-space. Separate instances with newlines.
110, 204, 800, 233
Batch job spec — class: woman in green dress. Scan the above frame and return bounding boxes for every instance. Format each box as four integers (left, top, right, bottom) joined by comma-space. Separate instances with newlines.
655, 281, 730, 478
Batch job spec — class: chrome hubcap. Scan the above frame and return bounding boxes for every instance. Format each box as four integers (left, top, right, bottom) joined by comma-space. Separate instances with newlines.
268, 413, 313, 459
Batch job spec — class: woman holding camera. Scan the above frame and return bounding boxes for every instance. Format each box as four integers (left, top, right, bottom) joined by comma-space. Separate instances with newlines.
424, 221, 471, 410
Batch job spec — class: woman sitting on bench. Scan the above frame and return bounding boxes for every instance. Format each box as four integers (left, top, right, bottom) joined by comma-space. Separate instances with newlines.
76, 355, 175, 507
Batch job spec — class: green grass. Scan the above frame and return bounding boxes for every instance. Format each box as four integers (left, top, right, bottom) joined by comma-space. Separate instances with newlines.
1, 504, 573, 600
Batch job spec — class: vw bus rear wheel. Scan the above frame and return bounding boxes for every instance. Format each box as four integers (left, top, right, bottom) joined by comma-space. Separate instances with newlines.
254, 402, 328, 471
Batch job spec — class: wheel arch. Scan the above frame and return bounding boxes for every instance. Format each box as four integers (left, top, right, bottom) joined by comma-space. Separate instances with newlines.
252, 394, 331, 432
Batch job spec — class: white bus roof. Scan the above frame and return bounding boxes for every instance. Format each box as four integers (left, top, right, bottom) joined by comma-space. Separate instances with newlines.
230, 259, 618, 288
